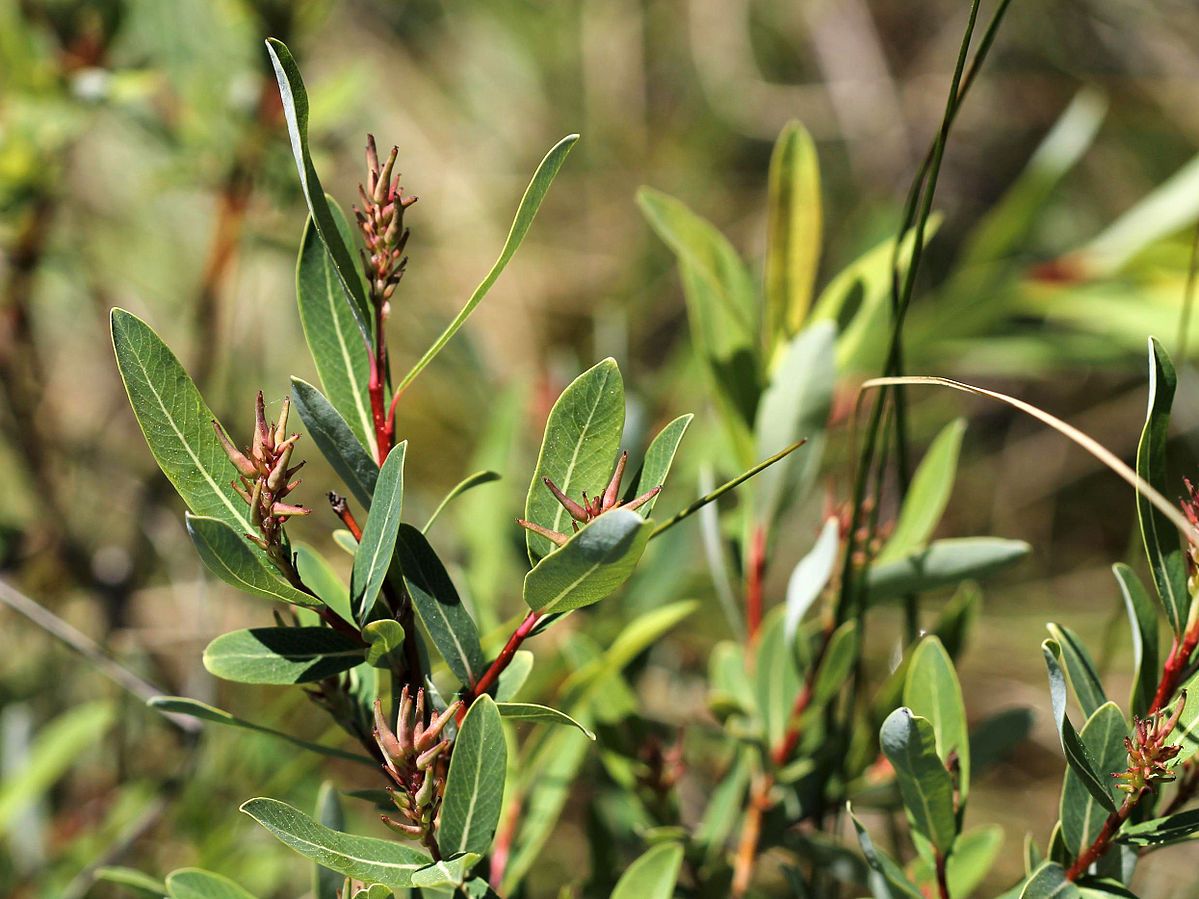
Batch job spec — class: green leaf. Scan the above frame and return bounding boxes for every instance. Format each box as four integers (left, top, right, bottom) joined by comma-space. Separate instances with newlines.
910, 825, 1003, 898
879, 708, 957, 852
1170, 668, 1199, 764
765, 120, 822, 347
877, 419, 966, 564
265, 39, 371, 340
784, 517, 840, 646
904, 636, 970, 801
1060, 702, 1127, 857
866, 538, 1029, 605
610, 842, 684, 899
524, 358, 626, 562
1020, 861, 1080, 899
111, 309, 253, 534
95, 867, 168, 896
1042, 640, 1118, 814
1117, 808, 1199, 847
1113, 564, 1159, 718
314, 782, 345, 899
396, 134, 578, 396
148, 696, 374, 766
439, 695, 506, 857
411, 854, 482, 889
523, 509, 653, 615
622, 414, 693, 518
186, 514, 319, 609
755, 610, 800, 749
848, 805, 924, 899
241, 797, 430, 888
350, 442, 406, 622
296, 200, 375, 456
495, 702, 595, 739
166, 868, 257, 899
423, 471, 501, 533
296, 543, 353, 625
292, 377, 379, 511
1046, 623, 1107, 720
203, 627, 365, 685
637, 187, 761, 461
694, 749, 750, 857
754, 320, 836, 525
1136, 337, 1188, 635
393, 524, 485, 686
363, 620, 406, 668
811, 620, 858, 708
0, 702, 113, 831
494, 650, 533, 702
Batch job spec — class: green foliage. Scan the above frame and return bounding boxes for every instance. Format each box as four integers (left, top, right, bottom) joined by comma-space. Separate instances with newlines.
349, 442, 406, 622
609, 841, 685, 899
202, 627, 365, 685
439, 696, 506, 857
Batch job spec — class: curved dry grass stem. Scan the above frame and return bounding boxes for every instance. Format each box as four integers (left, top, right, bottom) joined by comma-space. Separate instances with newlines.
859, 375, 1195, 544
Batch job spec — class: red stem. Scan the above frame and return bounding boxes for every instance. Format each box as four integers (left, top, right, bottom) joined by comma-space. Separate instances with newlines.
934, 850, 950, 899
746, 526, 766, 643
460, 610, 542, 721
489, 796, 521, 890
1066, 791, 1141, 880
1150, 626, 1199, 715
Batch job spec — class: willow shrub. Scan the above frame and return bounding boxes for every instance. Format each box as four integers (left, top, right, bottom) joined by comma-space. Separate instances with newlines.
100, 33, 1199, 899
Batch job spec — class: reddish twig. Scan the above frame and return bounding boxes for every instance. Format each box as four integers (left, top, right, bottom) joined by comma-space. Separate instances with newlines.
933, 849, 951, 899
1066, 790, 1142, 880
329, 492, 363, 541
732, 776, 771, 897
460, 610, 543, 722
1149, 625, 1199, 715
489, 795, 522, 889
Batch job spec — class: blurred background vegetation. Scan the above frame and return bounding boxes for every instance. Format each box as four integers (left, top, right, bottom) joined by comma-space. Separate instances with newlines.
4, 0, 1199, 895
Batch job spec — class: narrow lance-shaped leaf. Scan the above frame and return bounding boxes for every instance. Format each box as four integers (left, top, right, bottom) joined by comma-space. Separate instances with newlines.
523, 509, 652, 616
754, 320, 835, 525
904, 636, 971, 802
296, 199, 375, 456
266, 39, 371, 340
621, 413, 693, 518
1114, 563, 1159, 719
1117, 808, 1199, 847
848, 804, 925, 899
610, 842, 685, 899
1170, 668, 1199, 764
809, 620, 858, 711
292, 377, 378, 511
439, 695, 507, 857
879, 708, 958, 852
423, 470, 501, 533
1059, 701, 1128, 858
396, 134, 579, 395
1041, 640, 1118, 814
765, 120, 822, 348
637, 187, 761, 462
148, 696, 374, 766
111, 309, 252, 535
877, 419, 966, 564
187, 515, 319, 609
94, 868, 168, 897
393, 524, 485, 687
784, 516, 840, 647
867, 538, 1029, 605
756, 611, 800, 750
495, 703, 595, 739
202, 628, 365, 685
524, 358, 625, 562
1046, 623, 1107, 719
241, 797, 430, 888
350, 442, 406, 622
295, 543, 353, 625
165, 868, 257, 899
1136, 337, 1188, 634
